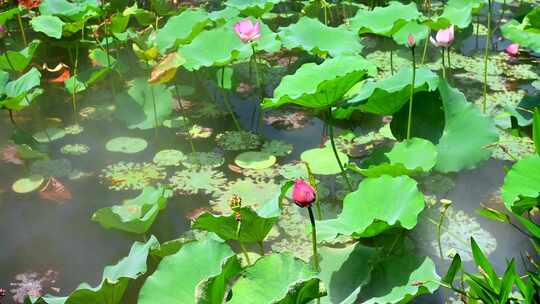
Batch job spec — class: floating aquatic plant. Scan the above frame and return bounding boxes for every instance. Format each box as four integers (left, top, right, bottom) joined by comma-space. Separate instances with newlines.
261, 140, 293, 157
60, 144, 90, 155
100, 162, 166, 191
152, 149, 186, 167
183, 151, 225, 169
234, 151, 276, 170
30, 159, 72, 178
210, 178, 280, 214
215, 130, 262, 151
105, 137, 148, 154
169, 168, 227, 196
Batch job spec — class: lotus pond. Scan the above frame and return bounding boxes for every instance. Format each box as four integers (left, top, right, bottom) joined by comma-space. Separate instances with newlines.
1, 0, 540, 303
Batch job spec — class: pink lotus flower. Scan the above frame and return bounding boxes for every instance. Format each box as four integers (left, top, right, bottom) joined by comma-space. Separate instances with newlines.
292, 179, 316, 208
430, 25, 455, 48
234, 19, 261, 43
505, 43, 519, 57
407, 34, 415, 47
1, 144, 23, 165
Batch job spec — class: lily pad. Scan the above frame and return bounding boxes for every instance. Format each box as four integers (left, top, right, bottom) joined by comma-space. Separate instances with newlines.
301, 146, 349, 175
261, 140, 293, 157
153, 149, 185, 166
235, 151, 276, 169
33, 127, 66, 143
501, 155, 540, 210
317, 175, 425, 241
228, 253, 322, 304
278, 17, 363, 57
183, 152, 225, 169
215, 131, 262, 151
138, 238, 241, 304
105, 137, 148, 154
12, 175, 45, 193
92, 187, 169, 234
263, 55, 376, 109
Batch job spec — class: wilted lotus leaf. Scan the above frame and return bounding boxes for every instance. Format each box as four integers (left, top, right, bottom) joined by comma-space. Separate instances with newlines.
39, 177, 72, 203
235, 151, 276, 170
183, 152, 225, 169
153, 149, 186, 167
33, 127, 66, 143
300, 146, 349, 175
12, 175, 45, 193
1, 144, 23, 165
149, 52, 185, 84
105, 137, 148, 154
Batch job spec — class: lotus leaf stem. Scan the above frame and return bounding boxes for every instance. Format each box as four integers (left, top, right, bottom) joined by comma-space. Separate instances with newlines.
307, 206, 319, 272
437, 207, 450, 259
327, 108, 353, 192
446, 47, 451, 74
482, 0, 492, 113
406, 46, 416, 140
390, 48, 394, 75
16, 13, 27, 47
236, 221, 251, 265
174, 82, 196, 153
421, 29, 430, 64
441, 48, 446, 79
220, 67, 242, 131
258, 241, 264, 256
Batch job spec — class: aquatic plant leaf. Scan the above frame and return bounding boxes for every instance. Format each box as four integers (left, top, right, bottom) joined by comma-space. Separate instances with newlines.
0, 67, 42, 111
348, 1, 421, 36
534, 109, 540, 155
392, 21, 428, 47
193, 207, 278, 243
12, 175, 45, 193
32, 127, 66, 143
385, 138, 437, 172
215, 130, 262, 151
29, 236, 159, 304
501, 7, 540, 53
301, 146, 349, 175
261, 140, 293, 157
317, 175, 424, 241
39, 0, 98, 17
350, 162, 412, 178
263, 56, 376, 109
100, 162, 166, 191
155, 9, 209, 53
88, 48, 117, 68
318, 243, 380, 304
115, 78, 173, 129
138, 238, 241, 304
0, 40, 40, 72
168, 167, 227, 195
152, 149, 185, 166
30, 15, 64, 39
429, 0, 474, 29
149, 52, 185, 84
92, 187, 168, 234
501, 154, 540, 210
278, 17, 363, 57
105, 137, 147, 154
225, 0, 281, 17
235, 151, 276, 169
228, 253, 323, 304
344, 67, 439, 115
435, 80, 498, 172
179, 24, 250, 71
0, 7, 19, 24
359, 255, 440, 303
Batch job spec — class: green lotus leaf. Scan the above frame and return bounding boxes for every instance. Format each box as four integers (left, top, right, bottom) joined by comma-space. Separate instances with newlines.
435, 80, 498, 172
179, 24, 251, 71
261, 140, 293, 157
0, 40, 40, 72
115, 78, 173, 129
88, 48, 117, 68
29, 236, 159, 304
153, 149, 186, 166
235, 151, 276, 169
228, 253, 323, 304
301, 146, 349, 175
138, 238, 241, 304
506, 95, 540, 127
183, 151, 225, 168
318, 243, 381, 304
359, 255, 440, 303
263, 56, 376, 109
0, 67, 42, 111
155, 9, 209, 53
350, 162, 412, 178
317, 175, 425, 241
193, 207, 278, 243
208, 7, 240, 21
0, 7, 19, 25
33, 127, 66, 143
385, 138, 437, 172
105, 137, 148, 154
92, 187, 169, 234
39, 0, 98, 17
428, 0, 474, 29
225, 0, 281, 17
392, 21, 428, 47
501, 7, 540, 53
348, 1, 421, 36
30, 15, 64, 39
278, 17, 363, 57
344, 67, 439, 115
501, 155, 540, 210
12, 175, 45, 194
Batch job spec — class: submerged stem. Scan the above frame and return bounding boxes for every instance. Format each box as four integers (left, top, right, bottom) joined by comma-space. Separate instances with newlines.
327, 108, 352, 192
220, 67, 242, 131
174, 82, 196, 153
406, 47, 416, 140
482, 0, 492, 113
307, 206, 319, 272
16, 13, 27, 47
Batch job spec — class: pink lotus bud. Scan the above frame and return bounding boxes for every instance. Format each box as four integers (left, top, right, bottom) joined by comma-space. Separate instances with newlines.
407, 34, 415, 47
292, 179, 316, 208
234, 19, 261, 43
505, 43, 519, 57
430, 25, 454, 48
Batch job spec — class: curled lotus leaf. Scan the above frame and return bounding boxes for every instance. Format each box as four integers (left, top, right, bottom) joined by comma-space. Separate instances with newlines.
12, 175, 45, 193
347, 1, 421, 36
263, 55, 376, 109
105, 137, 148, 154
155, 9, 210, 53
235, 151, 276, 170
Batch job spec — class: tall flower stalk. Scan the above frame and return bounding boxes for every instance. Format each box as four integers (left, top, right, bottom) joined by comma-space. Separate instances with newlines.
230, 195, 251, 265
430, 25, 454, 79
292, 180, 319, 272
327, 108, 352, 191
406, 35, 416, 140
482, 0, 492, 113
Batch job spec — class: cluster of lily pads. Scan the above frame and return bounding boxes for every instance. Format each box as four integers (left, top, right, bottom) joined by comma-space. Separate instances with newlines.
1, 0, 540, 303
